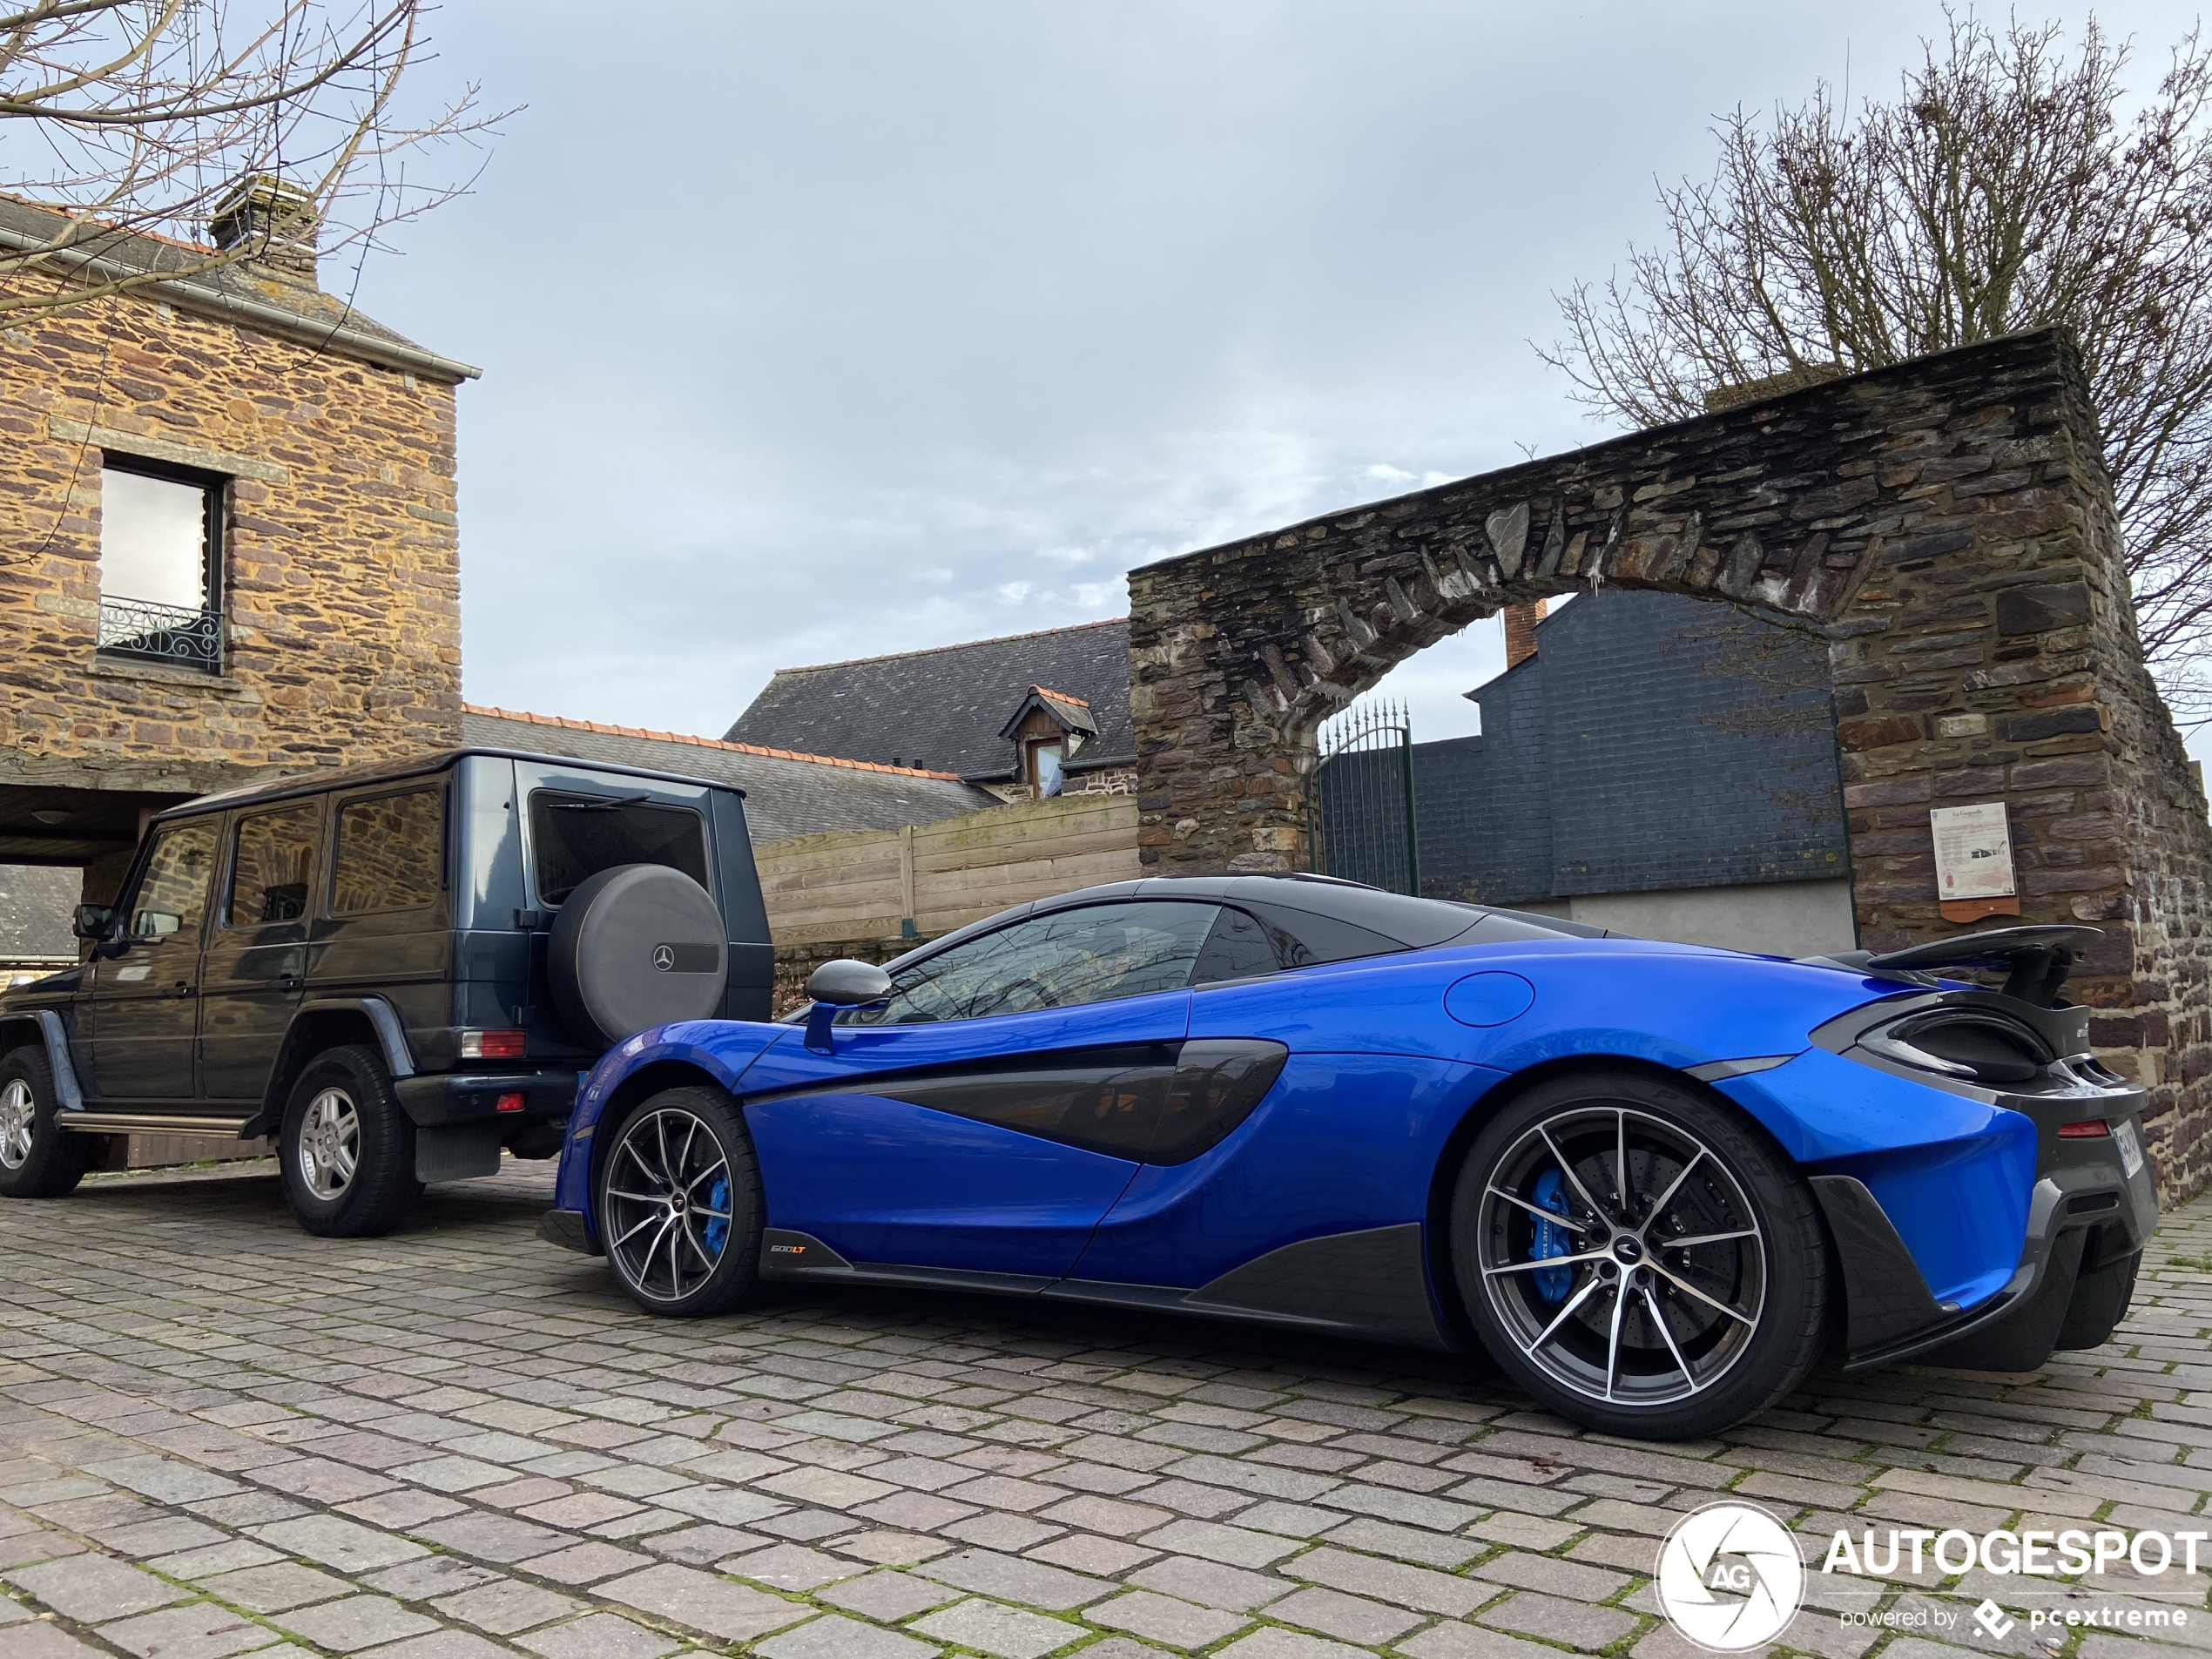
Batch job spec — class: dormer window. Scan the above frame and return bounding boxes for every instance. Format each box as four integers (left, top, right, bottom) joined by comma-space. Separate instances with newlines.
999, 685, 1100, 799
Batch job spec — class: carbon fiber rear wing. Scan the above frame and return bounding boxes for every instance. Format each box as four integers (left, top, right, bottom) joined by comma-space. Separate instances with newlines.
1800, 924, 2101, 1008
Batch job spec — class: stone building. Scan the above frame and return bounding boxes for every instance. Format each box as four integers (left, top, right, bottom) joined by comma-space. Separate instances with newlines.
0, 182, 475, 907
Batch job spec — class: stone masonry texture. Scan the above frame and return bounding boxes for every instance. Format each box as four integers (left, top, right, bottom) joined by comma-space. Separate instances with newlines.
1, 1157, 2211, 1658
1126, 329, 2212, 1197
0, 278, 464, 802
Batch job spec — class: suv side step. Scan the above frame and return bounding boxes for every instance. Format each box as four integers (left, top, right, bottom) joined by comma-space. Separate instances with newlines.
57, 1112, 259, 1138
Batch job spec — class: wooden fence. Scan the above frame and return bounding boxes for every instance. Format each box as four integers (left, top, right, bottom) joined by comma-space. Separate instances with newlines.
756, 793, 1140, 1005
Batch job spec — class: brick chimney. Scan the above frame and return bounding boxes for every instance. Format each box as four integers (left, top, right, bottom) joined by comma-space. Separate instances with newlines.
1503, 600, 1547, 671
210, 176, 319, 286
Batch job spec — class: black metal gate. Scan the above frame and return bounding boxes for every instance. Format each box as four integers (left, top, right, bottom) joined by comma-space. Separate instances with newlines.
1305, 700, 1420, 894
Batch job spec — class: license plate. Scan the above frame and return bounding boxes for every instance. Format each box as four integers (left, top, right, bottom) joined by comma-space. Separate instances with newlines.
2115, 1118, 2145, 1178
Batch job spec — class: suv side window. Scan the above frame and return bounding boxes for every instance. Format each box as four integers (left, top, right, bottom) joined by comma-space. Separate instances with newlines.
332, 789, 443, 914
128, 820, 218, 939
226, 803, 320, 926
852, 901, 1220, 1025
529, 792, 709, 907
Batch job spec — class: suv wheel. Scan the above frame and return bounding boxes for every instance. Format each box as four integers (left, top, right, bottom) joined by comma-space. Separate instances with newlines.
598, 1085, 764, 1317
280, 1045, 421, 1238
0, 1044, 95, 1199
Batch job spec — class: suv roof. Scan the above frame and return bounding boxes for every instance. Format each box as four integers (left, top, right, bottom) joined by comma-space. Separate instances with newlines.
154, 747, 750, 824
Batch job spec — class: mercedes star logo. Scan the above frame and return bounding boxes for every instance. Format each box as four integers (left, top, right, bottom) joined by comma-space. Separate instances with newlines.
651, 945, 676, 972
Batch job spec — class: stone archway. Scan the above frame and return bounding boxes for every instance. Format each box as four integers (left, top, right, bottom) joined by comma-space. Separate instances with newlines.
1128, 327, 2212, 1191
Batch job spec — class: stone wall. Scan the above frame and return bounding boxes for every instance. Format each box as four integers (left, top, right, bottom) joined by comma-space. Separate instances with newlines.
1127, 329, 2212, 1197
0, 282, 464, 806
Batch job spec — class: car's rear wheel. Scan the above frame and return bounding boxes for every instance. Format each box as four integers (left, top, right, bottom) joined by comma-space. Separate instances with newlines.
280, 1045, 421, 1238
0, 1045, 96, 1199
598, 1085, 763, 1318
1450, 1067, 1829, 1440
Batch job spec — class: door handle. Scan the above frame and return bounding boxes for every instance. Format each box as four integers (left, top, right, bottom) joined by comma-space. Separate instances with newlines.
165, 982, 195, 999
274, 974, 304, 992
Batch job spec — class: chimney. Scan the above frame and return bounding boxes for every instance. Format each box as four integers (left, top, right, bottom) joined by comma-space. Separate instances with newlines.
1502, 599, 1547, 671
209, 176, 319, 286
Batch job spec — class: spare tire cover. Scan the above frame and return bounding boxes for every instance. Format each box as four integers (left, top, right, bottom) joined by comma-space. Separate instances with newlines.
549, 863, 729, 1047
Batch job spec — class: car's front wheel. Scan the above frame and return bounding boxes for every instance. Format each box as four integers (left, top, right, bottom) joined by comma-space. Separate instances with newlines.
0, 1044, 96, 1199
597, 1085, 764, 1318
279, 1046, 421, 1238
1450, 1067, 1829, 1440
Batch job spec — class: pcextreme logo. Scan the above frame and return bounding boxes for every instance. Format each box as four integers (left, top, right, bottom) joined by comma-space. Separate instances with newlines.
1656, 1501, 1806, 1652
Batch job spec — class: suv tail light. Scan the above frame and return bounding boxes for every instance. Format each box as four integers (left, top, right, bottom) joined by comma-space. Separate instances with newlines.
461, 1029, 526, 1060
2058, 1119, 2111, 1138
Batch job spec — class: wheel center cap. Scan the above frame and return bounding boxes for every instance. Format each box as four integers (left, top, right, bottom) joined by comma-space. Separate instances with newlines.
668, 1192, 687, 1215
1613, 1236, 1643, 1264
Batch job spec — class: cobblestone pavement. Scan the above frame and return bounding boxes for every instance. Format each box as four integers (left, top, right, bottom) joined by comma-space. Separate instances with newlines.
0, 1161, 2208, 1659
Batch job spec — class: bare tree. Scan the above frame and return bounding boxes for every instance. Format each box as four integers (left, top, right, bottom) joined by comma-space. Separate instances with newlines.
1544, 12, 2212, 717
0, 0, 499, 315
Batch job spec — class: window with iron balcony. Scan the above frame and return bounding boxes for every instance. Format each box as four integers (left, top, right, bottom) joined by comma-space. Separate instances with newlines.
95, 455, 225, 674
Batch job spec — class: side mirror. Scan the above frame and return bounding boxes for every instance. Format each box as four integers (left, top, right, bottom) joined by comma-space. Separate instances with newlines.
804, 958, 892, 1052
71, 904, 113, 941
806, 960, 893, 1006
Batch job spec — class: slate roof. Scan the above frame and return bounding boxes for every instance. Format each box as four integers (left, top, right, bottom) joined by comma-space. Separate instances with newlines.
725, 618, 1134, 781
462, 707, 999, 844
0, 195, 476, 381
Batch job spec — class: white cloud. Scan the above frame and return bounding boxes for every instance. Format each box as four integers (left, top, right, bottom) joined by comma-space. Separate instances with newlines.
341, 0, 2189, 740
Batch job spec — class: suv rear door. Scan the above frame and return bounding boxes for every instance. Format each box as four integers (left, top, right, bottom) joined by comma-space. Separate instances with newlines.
306, 779, 453, 1043
200, 798, 325, 1106
509, 759, 720, 1049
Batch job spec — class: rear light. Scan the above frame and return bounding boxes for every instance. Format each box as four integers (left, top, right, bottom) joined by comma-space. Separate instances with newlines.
494, 1092, 526, 1114
461, 1029, 526, 1060
2058, 1119, 2111, 1138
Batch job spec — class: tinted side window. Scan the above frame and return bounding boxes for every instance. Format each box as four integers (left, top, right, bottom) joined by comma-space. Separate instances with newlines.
228, 803, 320, 926
1244, 901, 1404, 968
332, 789, 444, 914
129, 821, 217, 938
854, 901, 1219, 1024
529, 792, 709, 907
1191, 907, 1285, 985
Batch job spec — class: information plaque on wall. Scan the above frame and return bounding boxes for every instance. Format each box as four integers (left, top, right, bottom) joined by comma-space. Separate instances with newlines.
1930, 801, 2021, 921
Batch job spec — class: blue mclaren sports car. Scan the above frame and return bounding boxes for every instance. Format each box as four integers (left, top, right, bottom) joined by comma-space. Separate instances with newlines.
537, 874, 2156, 1440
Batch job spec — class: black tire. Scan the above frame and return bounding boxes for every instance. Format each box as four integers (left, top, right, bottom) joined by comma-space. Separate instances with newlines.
597, 1085, 764, 1318
279, 1045, 421, 1238
1449, 1066, 1829, 1440
0, 1044, 95, 1199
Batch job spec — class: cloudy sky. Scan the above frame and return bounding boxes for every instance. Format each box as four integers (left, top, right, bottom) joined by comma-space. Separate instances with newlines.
358, 0, 2193, 750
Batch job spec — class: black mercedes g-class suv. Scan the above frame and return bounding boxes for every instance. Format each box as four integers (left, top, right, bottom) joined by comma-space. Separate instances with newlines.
0, 747, 772, 1236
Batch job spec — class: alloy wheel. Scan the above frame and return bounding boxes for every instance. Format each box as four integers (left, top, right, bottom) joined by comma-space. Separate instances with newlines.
0, 1080, 33, 1170
1474, 1104, 1766, 1406
604, 1106, 734, 1304
297, 1088, 361, 1199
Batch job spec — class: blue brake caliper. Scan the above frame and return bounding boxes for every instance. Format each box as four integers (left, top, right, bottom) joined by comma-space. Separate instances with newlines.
1529, 1168, 1573, 1304
703, 1176, 729, 1258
